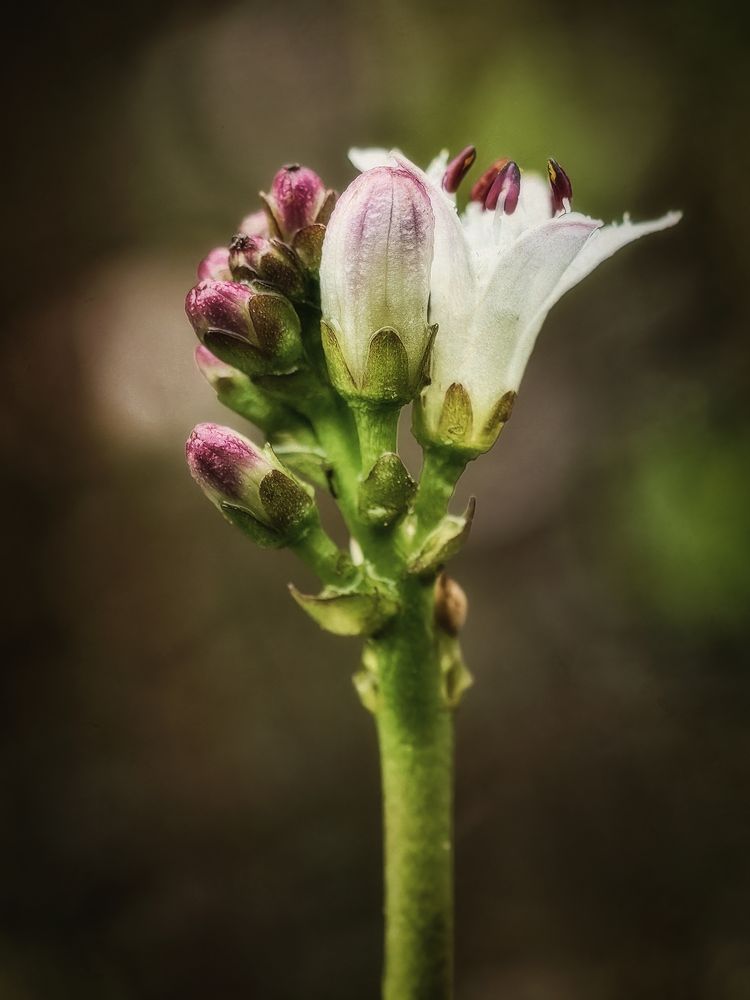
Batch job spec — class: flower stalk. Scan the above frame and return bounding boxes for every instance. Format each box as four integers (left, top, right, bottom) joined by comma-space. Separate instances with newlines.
182, 146, 679, 999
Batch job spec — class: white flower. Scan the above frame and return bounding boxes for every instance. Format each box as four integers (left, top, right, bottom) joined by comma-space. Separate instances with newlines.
350, 147, 681, 453
319, 165, 435, 404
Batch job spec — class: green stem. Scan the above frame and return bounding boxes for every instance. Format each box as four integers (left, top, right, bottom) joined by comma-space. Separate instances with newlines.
352, 403, 401, 476
292, 524, 357, 588
372, 578, 453, 1000
310, 394, 362, 532
410, 448, 468, 548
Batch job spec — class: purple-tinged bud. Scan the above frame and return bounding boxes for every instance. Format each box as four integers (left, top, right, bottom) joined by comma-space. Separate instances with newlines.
442, 145, 476, 194
547, 158, 573, 214
228, 234, 307, 300
186, 423, 314, 543
485, 160, 521, 214
186, 280, 254, 341
263, 164, 332, 241
470, 157, 509, 204
319, 165, 435, 404
185, 279, 303, 376
238, 210, 270, 238
197, 247, 231, 282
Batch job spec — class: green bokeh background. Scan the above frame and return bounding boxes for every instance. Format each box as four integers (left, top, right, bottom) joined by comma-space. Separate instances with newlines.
3, 0, 749, 997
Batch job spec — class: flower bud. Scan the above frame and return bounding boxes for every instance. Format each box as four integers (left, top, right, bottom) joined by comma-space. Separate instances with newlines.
238, 210, 270, 238
262, 164, 334, 242
319, 166, 435, 404
197, 247, 231, 281
185, 279, 303, 376
186, 423, 315, 544
228, 234, 307, 300
194, 345, 301, 433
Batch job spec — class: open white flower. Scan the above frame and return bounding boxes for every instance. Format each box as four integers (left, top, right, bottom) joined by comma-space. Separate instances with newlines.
350, 146, 681, 454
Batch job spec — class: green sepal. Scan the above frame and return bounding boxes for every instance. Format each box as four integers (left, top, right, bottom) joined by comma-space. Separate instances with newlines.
219, 502, 287, 548
480, 390, 517, 446
358, 452, 417, 527
361, 327, 411, 405
438, 382, 473, 443
321, 321, 357, 397
408, 497, 476, 575
292, 224, 326, 273
288, 583, 399, 636
258, 465, 315, 539
270, 432, 331, 490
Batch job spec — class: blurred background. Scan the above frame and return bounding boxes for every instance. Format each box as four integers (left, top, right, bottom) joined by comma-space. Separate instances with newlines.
2, 0, 749, 996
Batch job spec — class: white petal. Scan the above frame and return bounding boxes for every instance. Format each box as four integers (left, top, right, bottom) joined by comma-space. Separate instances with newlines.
348, 147, 393, 172
517, 171, 553, 227
552, 210, 682, 301
456, 216, 602, 411
425, 149, 450, 187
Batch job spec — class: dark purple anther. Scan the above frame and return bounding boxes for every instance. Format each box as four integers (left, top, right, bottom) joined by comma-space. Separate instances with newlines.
547, 158, 573, 213
267, 164, 327, 241
470, 157, 510, 204
186, 423, 262, 504
485, 160, 521, 214
442, 145, 477, 194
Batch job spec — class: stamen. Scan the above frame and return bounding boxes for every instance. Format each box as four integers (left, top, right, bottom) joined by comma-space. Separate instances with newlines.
547, 158, 573, 213
442, 145, 477, 194
485, 161, 521, 214
470, 157, 510, 204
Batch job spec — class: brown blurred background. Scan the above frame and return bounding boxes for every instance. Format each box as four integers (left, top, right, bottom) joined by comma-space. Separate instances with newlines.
2, 0, 749, 997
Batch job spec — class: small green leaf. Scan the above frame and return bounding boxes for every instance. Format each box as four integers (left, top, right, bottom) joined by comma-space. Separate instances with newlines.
288, 584, 399, 636
408, 498, 476, 575
358, 452, 417, 526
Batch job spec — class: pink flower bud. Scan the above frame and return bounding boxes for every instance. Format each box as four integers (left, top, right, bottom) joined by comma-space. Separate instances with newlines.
228, 234, 306, 299
185, 280, 254, 341
197, 247, 231, 281
186, 423, 314, 540
264, 164, 329, 241
238, 210, 270, 238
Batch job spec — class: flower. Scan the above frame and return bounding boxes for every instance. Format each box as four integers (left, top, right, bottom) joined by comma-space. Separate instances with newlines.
349, 147, 681, 454
186, 423, 314, 543
228, 234, 307, 300
319, 165, 435, 404
185, 278, 302, 376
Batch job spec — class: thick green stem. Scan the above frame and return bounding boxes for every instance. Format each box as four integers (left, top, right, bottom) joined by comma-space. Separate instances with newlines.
352, 403, 401, 476
410, 448, 468, 548
372, 578, 453, 1000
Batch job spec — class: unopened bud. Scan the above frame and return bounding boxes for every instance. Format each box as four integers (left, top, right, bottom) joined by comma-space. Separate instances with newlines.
442, 145, 476, 194
319, 166, 435, 404
435, 573, 468, 636
238, 210, 270, 238
185, 279, 302, 376
198, 247, 231, 281
547, 158, 573, 213
263, 164, 333, 241
228, 234, 307, 300
186, 423, 314, 543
